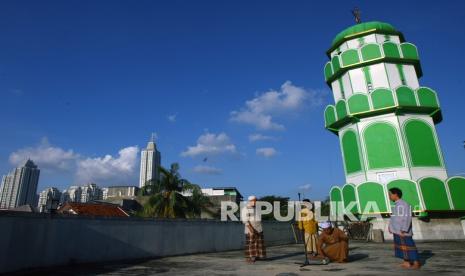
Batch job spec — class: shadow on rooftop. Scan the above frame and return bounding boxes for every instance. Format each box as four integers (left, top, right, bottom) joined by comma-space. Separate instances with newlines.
348, 253, 369, 262
419, 250, 434, 266
266, 251, 304, 261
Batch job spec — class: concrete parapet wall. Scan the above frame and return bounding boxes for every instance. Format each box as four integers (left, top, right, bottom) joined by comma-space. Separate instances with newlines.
0, 212, 296, 273
371, 217, 465, 241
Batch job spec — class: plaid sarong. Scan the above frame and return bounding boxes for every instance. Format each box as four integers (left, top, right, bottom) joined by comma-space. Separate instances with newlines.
245, 232, 266, 259
393, 234, 419, 262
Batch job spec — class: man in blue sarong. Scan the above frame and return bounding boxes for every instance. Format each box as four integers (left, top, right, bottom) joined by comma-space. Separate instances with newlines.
388, 188, 421, 269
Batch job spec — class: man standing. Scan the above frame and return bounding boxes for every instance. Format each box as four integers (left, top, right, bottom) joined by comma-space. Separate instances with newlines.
298, 199, 318, 256
242, 195, 266, 263
388, 188, 421, 269
317, 222, 349, 263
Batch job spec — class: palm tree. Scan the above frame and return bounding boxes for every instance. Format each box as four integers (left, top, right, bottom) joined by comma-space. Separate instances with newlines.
141, 163, 211, 219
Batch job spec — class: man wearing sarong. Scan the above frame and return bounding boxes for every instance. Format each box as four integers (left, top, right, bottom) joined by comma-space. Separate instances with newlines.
388, 188, 421, 269
297, 199, 318, 256
317, 222, 349, 263
242, 195, 266, 263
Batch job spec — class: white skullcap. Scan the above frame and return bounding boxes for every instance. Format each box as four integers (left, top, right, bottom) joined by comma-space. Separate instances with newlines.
248, 195, 257, 201
319, 221, 332, 229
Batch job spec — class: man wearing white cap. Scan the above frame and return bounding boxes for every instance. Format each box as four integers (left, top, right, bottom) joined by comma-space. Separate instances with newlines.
316, 221, 349, 263
241, 195, 266, 263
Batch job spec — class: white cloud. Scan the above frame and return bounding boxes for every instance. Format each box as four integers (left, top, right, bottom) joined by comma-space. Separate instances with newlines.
9, 138, 78, 171
298, 184, 312, 191
192, 165, 223, 175
76, 146, 139, 184
231, 111, 284, 131
230, 81, 324, 130
256, 147, 278, 158
9, 138, 140, 185
249, 133, 276, 142
181, 132, 237, 158
167, 114, 177, 122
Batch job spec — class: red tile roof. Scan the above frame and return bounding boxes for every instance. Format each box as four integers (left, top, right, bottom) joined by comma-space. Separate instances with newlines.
58, 202, 129, 217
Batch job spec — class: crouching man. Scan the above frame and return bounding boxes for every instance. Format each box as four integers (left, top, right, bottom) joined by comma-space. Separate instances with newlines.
317, 222, 349, 263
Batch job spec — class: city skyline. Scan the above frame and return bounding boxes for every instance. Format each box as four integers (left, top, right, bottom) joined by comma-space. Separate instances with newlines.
1, 1, 465, 200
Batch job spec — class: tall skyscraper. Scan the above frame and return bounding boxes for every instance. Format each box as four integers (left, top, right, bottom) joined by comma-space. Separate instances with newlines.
139, 133, 161, 188
0, 159, 40, 209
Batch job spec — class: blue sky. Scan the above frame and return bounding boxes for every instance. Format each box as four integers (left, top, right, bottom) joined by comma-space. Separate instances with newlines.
1, 1, 465, 200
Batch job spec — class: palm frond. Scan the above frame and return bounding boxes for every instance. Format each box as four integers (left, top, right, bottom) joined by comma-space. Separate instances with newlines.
140, 163, 214, 219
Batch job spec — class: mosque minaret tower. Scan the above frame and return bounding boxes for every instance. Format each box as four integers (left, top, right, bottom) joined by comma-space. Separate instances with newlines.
324, 21, 465, 217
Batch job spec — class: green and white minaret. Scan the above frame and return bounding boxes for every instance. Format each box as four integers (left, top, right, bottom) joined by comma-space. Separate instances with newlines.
324, 21, 465, 216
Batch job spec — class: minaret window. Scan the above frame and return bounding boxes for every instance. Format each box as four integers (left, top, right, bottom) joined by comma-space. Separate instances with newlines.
386, 179, 422, 212
363, 122, 403, 169
404, 120, 441, 167
419, 178, 451, 211
357, 182, 389, 213
341, 130, 363, 174
447, 178, 465, 210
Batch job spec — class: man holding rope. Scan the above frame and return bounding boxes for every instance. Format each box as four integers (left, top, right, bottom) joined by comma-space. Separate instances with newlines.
297, 199, 319, 257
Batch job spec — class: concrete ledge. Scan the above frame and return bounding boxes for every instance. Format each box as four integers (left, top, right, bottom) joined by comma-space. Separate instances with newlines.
371, 217, 465, 241
0, 212, 295, 274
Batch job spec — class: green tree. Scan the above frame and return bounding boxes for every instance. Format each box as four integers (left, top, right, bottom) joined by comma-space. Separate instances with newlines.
320, 196, 330, 217
140, 163, 211, 218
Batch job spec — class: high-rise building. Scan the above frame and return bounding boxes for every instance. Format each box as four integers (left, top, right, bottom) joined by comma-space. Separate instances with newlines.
102, 187, 108, 200
0, 159, 40, 209
60, 183, 103, 204
102, 186, 139, 199
324, 21, 465, 216
181, 187, 243, 219
60, 185, 82, 204
139, 134, 161, 188
38, 187, 62, 213
80, 183, 103, 203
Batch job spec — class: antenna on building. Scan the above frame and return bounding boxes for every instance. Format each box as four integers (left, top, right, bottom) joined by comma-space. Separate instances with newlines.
351, 7, 362, 24
150, 132, 156, 143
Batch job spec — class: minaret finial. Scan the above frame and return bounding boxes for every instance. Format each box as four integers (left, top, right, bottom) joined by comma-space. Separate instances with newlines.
351, 7, 362, 24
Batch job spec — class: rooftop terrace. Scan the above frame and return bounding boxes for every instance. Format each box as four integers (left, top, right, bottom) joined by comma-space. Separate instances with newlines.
14, 240, 465, 276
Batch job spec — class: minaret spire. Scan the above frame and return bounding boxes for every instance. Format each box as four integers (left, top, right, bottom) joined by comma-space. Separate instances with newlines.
351, 7, 362, 24
146, 132, 157, 150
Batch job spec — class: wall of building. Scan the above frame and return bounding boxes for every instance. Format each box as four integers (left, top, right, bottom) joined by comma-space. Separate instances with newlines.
462, 219, 465, 236
0, 212, 296, 274
371, 217, 465, 241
